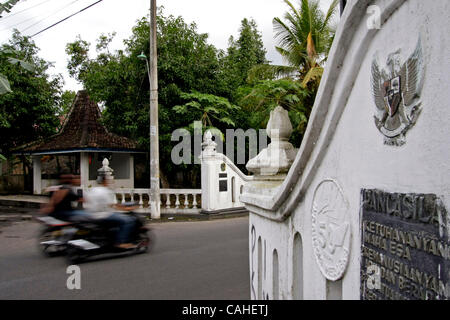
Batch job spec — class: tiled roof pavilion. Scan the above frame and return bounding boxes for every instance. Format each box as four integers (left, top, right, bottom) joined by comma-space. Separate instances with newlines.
21, 90, 140, 154
17, 90, 143, 194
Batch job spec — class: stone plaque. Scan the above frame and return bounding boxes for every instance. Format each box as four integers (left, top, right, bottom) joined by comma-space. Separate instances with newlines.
361, 189, 449, 300
219, 180, 228, 192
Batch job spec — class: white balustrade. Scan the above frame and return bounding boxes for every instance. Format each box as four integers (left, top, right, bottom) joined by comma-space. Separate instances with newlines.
111, 188, 202, 215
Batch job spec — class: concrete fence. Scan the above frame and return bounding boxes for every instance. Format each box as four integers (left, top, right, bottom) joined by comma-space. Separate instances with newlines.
114, 188, 202, 215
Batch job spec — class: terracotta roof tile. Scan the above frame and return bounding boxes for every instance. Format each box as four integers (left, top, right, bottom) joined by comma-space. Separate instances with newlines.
20, 90, 140, 153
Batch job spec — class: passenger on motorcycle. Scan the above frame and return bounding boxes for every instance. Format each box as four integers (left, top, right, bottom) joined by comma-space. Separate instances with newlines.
83, 173, 138, 250
40, 174, 87, 222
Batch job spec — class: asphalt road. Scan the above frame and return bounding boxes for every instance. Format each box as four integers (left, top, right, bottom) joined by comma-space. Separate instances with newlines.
0, 216, 250, 300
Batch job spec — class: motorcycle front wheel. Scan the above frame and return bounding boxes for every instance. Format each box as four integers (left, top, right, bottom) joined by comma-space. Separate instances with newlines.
38, 228, 67, 257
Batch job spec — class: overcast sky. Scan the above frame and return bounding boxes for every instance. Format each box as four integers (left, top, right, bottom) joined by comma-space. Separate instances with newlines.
0, 0, 336, 92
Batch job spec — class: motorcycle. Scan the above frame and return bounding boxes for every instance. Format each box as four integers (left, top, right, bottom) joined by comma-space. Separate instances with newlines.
37, 209, 154, 263
64, 210, 153, 264
37, 215, 78, 257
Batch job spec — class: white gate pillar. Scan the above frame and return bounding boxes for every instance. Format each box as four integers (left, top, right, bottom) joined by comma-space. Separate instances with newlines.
200, 131, 219, 212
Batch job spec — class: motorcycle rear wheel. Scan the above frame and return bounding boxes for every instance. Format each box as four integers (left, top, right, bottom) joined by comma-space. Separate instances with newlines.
66, 245, 88, 264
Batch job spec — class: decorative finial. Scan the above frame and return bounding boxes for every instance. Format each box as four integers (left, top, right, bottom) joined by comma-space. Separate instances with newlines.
246, 106, 297, 179
98, 157, 114, 179
202, 130, 217, 155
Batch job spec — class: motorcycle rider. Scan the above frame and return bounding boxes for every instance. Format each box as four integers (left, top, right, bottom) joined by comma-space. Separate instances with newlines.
40, 174, 87, 222
83, 173, 138, 250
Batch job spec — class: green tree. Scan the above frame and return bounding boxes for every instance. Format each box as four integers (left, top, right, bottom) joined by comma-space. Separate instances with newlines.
274, 0, 338, 85
65, 11, 226, 187
249, 0, 338, 88
0, 2, 30, 94
0, 30, 62, 187
218, 18, 267, 101
238, 79, 310, 146
57, 90, 76, 118
173, 91, 239, 128
240, 0, 339, 147
0, 30, 62, 156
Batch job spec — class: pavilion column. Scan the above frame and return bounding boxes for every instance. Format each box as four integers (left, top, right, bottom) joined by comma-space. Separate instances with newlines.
32, 155, 42, 195
129, 155, 134, 188
80, 152, 89, 190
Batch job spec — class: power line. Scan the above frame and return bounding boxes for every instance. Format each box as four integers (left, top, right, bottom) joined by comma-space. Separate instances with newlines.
1, 0, 54, 21
30, 0, 103, 38
1, 0, 59, 32
20, 0, 82, 33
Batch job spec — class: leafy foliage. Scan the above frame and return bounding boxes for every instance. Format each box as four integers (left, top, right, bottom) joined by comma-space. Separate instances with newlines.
0, 30, 62, 157
64, 11, 273, 185
0, 0, 21, 18
0, 48, 36, 94
217, 18, 267, 101
63, 4, 336, 186
173, 91, 239, 128
238, 79, 311, 145
273, 0, 338, 86
0, 73, 12, 94
57, 90, 77, 118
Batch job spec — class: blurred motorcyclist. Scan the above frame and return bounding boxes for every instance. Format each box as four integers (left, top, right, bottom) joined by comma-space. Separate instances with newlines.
83, 173, 138, 250
40, 174, 87, 222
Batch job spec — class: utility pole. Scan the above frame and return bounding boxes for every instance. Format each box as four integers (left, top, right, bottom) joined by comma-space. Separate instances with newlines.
149, 0, 160, 219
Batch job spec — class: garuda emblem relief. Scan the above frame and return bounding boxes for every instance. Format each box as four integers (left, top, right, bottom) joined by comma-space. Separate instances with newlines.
371, 38, 425, 146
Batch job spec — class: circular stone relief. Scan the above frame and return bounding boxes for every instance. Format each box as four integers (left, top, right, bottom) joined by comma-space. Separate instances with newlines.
311, 179, 351, 281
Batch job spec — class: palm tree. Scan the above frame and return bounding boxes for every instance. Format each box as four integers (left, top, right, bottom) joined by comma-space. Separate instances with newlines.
249, 0, 338, 87
241, 0, 339, 144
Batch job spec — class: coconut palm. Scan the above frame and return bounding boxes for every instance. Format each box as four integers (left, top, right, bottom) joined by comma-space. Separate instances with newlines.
249, 0, 338, 87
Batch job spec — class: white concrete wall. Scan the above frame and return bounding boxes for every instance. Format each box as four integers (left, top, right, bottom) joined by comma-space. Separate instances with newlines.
42, 179, 59, 192
201, 134, 252, 213
87, 154, 134, 189
243, 0, 450, 300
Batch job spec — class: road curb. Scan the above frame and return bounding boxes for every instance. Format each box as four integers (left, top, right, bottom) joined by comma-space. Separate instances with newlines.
147, 211, 249, 224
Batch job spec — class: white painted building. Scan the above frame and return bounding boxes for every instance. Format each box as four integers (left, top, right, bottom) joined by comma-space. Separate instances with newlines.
241, 0, 450, 300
